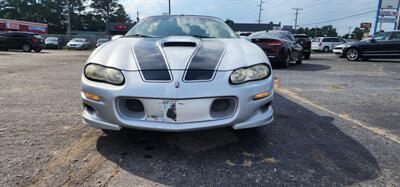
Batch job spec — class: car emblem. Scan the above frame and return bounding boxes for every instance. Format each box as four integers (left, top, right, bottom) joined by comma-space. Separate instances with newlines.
174, 81, 180, 88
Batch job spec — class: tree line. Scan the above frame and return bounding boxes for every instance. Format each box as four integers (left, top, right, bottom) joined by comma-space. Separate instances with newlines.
0, 0, 131, 34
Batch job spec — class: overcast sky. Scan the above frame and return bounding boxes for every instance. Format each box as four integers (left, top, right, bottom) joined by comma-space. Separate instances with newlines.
119, 0, 396, 35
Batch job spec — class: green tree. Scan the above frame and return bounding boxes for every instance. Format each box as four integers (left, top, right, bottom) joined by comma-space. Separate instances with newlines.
90, 0, 130, 23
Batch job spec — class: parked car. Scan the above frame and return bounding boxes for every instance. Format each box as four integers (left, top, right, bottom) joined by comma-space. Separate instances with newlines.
250, 30, 303, 67
66, 38, 90, 50
342, 31, 400, 61
293, 34, 311, 59
96, 38, 110, 47
311, 37, 346, 52
81, 15, 274, 134
0, 32, 45, 52
45, 37, 61, 49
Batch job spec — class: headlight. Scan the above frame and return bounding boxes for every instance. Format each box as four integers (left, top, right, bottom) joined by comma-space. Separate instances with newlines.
84, 63, 125, 85
230, 64, 271, 84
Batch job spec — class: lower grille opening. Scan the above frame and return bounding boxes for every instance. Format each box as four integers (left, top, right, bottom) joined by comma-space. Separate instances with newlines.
260, 101, 272, 112
210, 98, 236, 118
83, 104, 96, 114
118, 98, 145, 119
126, 99, 144, 112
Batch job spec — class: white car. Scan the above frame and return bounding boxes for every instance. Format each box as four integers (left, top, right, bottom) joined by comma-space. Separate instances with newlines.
66, 38, 90, 50
81, 15, 274, 133
311, 37, 346, 52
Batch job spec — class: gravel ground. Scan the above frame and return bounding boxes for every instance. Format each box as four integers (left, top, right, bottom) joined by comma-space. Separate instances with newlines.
0, 50, 399, 186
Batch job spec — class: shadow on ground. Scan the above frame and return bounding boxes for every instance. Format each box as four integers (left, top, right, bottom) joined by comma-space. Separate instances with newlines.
273, 63, 331, 71
96, 94, 380, 186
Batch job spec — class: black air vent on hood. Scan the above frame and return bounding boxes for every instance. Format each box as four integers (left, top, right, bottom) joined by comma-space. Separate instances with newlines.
162, 41, 197, 47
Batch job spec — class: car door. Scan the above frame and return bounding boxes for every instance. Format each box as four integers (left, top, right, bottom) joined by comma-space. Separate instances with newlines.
0, 33, 7, 48
386, 32, 400, 57
322, 38, 333, 49
283, 33, 301, 60
361, 32, 391, 56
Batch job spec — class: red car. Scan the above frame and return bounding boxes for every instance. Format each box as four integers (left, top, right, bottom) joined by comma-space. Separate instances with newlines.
250, 31, 303, 67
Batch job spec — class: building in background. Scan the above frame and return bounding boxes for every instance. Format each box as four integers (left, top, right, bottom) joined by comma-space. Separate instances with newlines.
227, 22, 281, 32
0, 19, 48, 34
105, 22, 136, 35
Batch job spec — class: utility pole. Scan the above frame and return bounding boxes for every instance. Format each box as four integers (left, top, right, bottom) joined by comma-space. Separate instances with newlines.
168, 0, 171, 15
314, 25, 318, 38
257, 0, 265, 24
66, 0, 71, 40
293, 8, 303, 29
347, 26, 352, 39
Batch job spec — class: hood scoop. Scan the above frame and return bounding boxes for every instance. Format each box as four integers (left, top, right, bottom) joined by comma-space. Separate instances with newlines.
162, 41, 197, 47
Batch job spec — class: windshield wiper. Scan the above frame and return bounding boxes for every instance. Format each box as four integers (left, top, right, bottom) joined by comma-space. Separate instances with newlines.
126, 34, 156, 38
191, 35, 215, 38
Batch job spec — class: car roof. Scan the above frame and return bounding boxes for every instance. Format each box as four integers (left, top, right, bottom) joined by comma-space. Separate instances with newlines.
6, 31, 36, 35
144, 14, 224, 22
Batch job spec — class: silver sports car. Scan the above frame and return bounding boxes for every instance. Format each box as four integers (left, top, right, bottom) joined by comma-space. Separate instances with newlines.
81, 15, 274, 133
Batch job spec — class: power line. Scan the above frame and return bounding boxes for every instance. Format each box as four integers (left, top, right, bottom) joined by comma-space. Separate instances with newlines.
257, 0, 265, 24
293, 8, 303, 29
299, 9, 375, 27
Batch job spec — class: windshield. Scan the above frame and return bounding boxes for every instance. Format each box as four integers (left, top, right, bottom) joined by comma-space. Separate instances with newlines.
249, 31, 267, 38
72, 39, 84, 42
126, 16, 237, 38
45, 37, 58, 42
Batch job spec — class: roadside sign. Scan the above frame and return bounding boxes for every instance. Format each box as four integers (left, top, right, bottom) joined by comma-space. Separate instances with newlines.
381, 0, 400, 9
360, 22, 372, 29
6, 21, 19, 30
380, 9, 398, 16
380, 16, 398, 23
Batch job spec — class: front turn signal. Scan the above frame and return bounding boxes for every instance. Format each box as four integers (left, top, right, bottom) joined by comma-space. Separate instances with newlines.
254, 91, 270, 100
84, 92, 101, 101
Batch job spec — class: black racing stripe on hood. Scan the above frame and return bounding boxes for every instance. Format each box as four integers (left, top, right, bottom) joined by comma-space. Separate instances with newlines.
134, 39, 171, 81
184, 41, 225, 81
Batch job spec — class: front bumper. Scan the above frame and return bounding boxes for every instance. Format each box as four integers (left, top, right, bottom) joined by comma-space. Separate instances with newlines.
81, 70, 274, 132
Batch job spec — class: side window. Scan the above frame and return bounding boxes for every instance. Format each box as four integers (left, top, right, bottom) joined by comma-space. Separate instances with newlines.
322, 38, 330, 42
374, 32, 390, 41
389, 32, 400, 40
331, 38, 339, 42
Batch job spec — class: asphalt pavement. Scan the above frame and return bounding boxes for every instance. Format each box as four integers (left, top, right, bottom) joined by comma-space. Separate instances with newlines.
0, 50, 399, 186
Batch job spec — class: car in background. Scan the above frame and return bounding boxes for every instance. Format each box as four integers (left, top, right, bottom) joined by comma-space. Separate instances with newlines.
293, 34, 311, 59
66, 38, 90, 50
342, 31, 400, 61
250, 30, 303, 67
45, 37, 61, 49
0, 32, 45, 52
311, 37, 346, 52
333, 39, 360, 57
96, 38, 110, 47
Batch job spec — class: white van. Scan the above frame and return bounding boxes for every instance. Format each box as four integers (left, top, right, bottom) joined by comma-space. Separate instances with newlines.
311, 37, 346, 52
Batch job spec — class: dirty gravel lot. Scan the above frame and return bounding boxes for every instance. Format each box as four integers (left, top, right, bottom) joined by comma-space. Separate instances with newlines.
0, 50, 399, 186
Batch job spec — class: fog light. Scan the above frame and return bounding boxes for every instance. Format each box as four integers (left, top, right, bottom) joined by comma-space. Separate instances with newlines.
254, 91, 270, 100
84, 92, 101, 101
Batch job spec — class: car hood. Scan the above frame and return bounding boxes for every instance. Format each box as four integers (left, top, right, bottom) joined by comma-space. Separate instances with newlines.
68, 42, 83, 45
87, 36, 269, 71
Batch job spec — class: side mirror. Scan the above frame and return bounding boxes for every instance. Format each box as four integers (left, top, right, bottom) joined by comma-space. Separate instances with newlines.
111, 35, 123, 40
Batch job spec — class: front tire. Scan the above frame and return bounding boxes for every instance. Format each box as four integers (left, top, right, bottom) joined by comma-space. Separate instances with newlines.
22, 44, 32, 52
296, 53, 303, 64
304, 53, 310, 60
323, 46, 329, 53
281, 53, 290, 68
34, 48, 42, 52
346, 48, 359, 61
